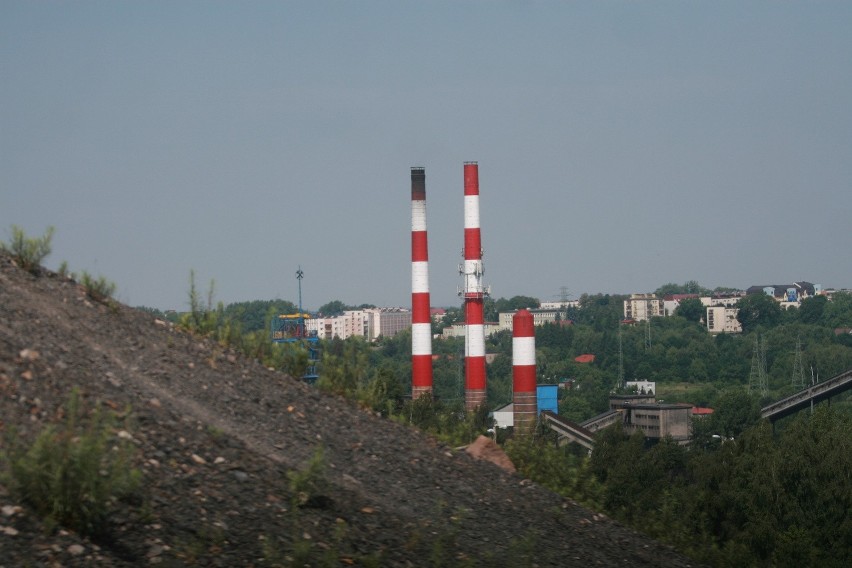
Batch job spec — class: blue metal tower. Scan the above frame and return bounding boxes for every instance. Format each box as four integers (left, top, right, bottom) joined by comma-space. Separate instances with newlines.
271, 266, 320, 384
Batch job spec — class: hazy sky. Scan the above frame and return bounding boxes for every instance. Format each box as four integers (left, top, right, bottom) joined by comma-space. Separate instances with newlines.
3, 2, 850, 311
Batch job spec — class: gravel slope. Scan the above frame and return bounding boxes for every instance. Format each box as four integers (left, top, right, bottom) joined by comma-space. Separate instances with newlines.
0, 251, 697, 567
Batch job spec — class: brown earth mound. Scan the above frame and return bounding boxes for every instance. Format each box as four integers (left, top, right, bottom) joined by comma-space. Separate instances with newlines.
0, 251, 696, 567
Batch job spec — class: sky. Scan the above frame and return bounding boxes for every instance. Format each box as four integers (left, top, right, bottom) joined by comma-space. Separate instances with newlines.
2, 2, 851, 312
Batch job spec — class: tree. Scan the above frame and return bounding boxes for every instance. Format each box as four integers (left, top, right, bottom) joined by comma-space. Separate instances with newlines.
437, 306, 463, 332
359, 366, 405, 416
482, 296, 540, 322
575, 294, 625, 330
317, 300, 349, 316
736, 293, 782, 333
709, 389, 761, 438
823, 292, 852, 328
713, 286, 741, 295
655, 281, 711, 296
317, 337, 369, 396
223, 299, 298, 332
676, 297, 705, 323
502, 295, 541, 310
280, 343, 309, 379
655, 283, 683, 296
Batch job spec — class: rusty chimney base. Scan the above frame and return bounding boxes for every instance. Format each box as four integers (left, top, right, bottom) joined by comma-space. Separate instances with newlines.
465, 389, 486, 412
513, 391, 538, 435
411, 386, 433, 400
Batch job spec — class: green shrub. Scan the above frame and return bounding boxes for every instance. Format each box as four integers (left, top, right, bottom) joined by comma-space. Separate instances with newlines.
179, 269, 221, 335
2, 389, 141, 537
80, 271, 117, 302
1, 225, 54, 273
287, 446, 328, 508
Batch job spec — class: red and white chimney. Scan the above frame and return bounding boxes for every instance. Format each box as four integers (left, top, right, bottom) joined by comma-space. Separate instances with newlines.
461, 162, 488, 410
512, 309, 537, 432
410, 167, 433, 399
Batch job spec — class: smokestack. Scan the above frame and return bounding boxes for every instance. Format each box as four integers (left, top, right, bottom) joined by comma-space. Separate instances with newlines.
512, 309, 537, 433
411, 167, 433, 399
461, 162, 488, 411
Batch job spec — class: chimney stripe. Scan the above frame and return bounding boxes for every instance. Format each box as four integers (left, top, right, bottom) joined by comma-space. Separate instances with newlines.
512, 337, 536, 366
466, 323, 486, 357
412, 323, 432, 355
412, 262, 429, 294
411, 201, 427, 230
411, 293, 431, 323
463, 196, 480, 228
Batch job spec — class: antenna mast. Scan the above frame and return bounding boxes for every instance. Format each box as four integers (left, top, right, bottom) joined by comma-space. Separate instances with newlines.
296, 266, 304, 316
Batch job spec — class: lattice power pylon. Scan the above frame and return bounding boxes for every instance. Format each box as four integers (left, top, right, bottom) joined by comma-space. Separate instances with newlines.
618, 323, 625, 389
792, 335, 806, 389
644, 299, 652, 351
748, 335, 768, 397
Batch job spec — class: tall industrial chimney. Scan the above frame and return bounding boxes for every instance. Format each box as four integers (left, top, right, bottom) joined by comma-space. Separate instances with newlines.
461, 162, 488, 410
512, 309, 537, 433
410, 167, 433, 399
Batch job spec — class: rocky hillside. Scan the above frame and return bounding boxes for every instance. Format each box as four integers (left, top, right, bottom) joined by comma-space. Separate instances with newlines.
0, 250, 696, 567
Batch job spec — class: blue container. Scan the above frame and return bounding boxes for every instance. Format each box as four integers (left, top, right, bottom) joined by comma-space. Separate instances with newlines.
537, 384, 558, 414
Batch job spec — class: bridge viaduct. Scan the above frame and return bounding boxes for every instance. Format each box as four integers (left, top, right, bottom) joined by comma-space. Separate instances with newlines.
760, 369, 852, 423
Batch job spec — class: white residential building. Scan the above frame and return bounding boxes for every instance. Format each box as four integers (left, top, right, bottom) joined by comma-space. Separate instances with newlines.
308, 310, 369, 340
497, 308, 569, 332
540, 300, 579, 310
441, 322, 502, 339
306, 308, 411, 341
708, 295, 743, 307
626, 380, 656, 395
623, 294, 664, 322
706, 306, 742, 334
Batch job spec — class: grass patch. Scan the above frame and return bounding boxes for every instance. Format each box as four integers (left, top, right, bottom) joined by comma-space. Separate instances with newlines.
654, 382, 718, 405
1, 389, 142, 537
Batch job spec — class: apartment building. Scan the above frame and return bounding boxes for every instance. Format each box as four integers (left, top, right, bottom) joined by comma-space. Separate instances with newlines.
708, 294, 743, 307
497, 307, 569, 331
745, 282, 819, 304
706, 305, 742, 334
307, 308, 411, 341
540, 300, 579, 310
368, 308, 412, 340
623, 294, 664, 322
441, 322, 502, 339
